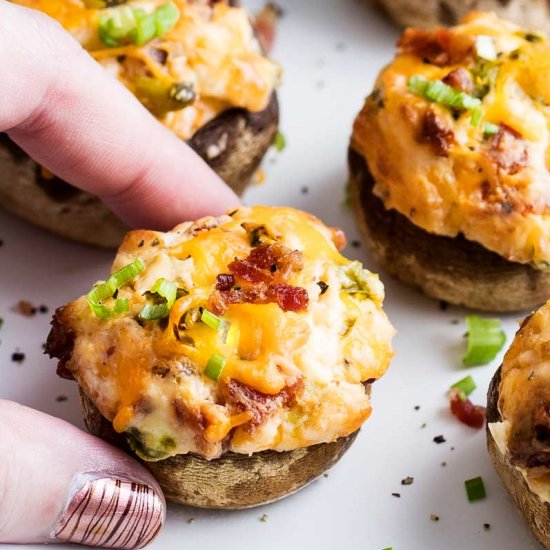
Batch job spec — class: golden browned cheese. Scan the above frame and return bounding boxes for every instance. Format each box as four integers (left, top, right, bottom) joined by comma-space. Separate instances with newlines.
351, 12, 550, 268
59, 206, 395, 459
491, 300, 550, 502
14, 0, 280, 139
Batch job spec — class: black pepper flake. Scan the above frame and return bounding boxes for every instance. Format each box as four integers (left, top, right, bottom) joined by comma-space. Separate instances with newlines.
138, 240, 145, 248
434, 435, 446, 444
151, 239, 160, 246
38, 305, 48, 314
401, 476, 414, 486
187, 517, 196, 524
323, 472, 329, 478
528, 370, 535, 381
414, 405, 420, 411
439, 300, 448, 311
301, 186, 309, 194
351, 240, 361, 248
391, 492, 401, 498
11, 352, 25, 364
317, 281, 329, 295
56, 395, 68, 402
441, 462, 447, 467
483, 523, 490, 531
420, 422, 427, 429
430, 514, 440, 522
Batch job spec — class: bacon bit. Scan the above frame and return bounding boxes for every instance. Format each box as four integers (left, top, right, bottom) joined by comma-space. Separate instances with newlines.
224, 378, 303, 427
331, 227, 347, 251
254, 3, 283, 54
449, 390, 486, 429
488, 125, 528, 175
46, 306, 76, 381
442, 68, 474, 94
418, 110, 455, 157
216, 273, 235, 291
398, 27, 474, 66
12, 300, 36, 317
267, 283, 309, 312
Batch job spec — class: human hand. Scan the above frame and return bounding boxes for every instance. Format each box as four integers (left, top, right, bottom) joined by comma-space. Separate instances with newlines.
0, 1, 240, 547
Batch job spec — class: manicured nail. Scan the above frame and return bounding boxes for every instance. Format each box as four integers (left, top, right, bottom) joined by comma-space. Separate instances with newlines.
51, 473, 164, 549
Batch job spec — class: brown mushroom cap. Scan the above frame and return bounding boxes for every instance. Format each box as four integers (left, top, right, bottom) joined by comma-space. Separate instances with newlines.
348, 146, 550, 312
80, 387, 361, 509
0, 93, 278, 248
487, 367, 550, 549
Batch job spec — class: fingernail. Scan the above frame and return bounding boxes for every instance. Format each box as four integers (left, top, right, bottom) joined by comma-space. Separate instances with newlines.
51, 472, 164, 549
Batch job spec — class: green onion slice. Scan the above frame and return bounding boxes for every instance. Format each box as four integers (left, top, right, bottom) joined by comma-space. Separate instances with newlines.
483, 122, 500, 137
470, 106, 483, 127
475, 35, 497, 61
99, 1, 180, 48
86, 258, 144, 318
463, 315, 506, 366
139, 278, 177, 320
273, 131, 286, 152
204, 353, 227, 381
465, 476, 486, 502
451, 375, 476, 399
408, 75, 481, 111
201, 309, 223, 330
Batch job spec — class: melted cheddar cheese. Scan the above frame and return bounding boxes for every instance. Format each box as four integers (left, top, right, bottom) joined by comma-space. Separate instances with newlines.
59, 206, 395, 459
490, 300, 550, 503
352, 12, 550, 268
13, 0, 280, 140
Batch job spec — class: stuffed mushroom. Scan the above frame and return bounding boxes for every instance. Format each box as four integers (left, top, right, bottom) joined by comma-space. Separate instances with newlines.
46, 205, 395, 509
349, 12, 550, 312
488, 299, 550, 548
2, 0, 280, 247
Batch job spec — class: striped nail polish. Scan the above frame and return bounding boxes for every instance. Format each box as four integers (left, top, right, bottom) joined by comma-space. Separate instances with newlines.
52, 473, 164, 549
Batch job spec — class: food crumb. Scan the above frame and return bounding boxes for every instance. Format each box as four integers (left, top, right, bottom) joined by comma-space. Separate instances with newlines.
13, 300, 36, 317
451, 446, 455, 451
351, 240, 361, 248
430, 514, 440, 522
56, 395, 68, 402
414, 405, 420, 411
0, 317, 3, 330
401, 476, 414, 486
301, 186, 309, 194
323, 473, 329, 478
11, 352, 25, 364
451, 319, 460, 324
260, 514, 269, 522
38, 305, 49, 314
420, 423, 427, 429
433, 435, 446, 444
441, 462, 447, 467
391, 492, 401, 498
483, 523, 490, 531
187, 517, 196, 524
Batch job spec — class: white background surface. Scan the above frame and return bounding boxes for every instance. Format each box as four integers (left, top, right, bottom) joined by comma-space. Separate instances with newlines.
0, 0, 542, 548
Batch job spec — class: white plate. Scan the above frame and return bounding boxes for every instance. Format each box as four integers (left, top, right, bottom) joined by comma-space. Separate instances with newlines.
0, 1, 541, 549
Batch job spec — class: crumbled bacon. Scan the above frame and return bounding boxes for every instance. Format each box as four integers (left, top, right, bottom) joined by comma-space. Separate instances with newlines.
224, 378, 303, 427
211, 244, 309, 314
254, 3, 283, 54
442, 68, 474, 94
418, 110, 455, 156
216, 273, 235, 291
449, 390, 486, 429
398, 27, 474, 66
488, 125, 528, 175
46, 306, 75, 381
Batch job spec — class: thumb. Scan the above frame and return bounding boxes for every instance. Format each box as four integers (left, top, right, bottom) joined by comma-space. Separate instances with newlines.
0, 399, 165, 549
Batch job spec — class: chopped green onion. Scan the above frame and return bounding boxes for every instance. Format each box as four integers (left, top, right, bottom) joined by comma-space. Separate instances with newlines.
465, 476, 486, 502
475, 35, 497, 61
99, 1, 180, 48
470, 106, 483, 127
273, 131, 286, 152
204, 353, 227, 381
408, 75, 481, 111
463, 315, 506, 366
201, 309, 223, 330
483, 122, 500, 137
139, 278, 177, 320
86, 258, 144, 318
451, 375, 477, 397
